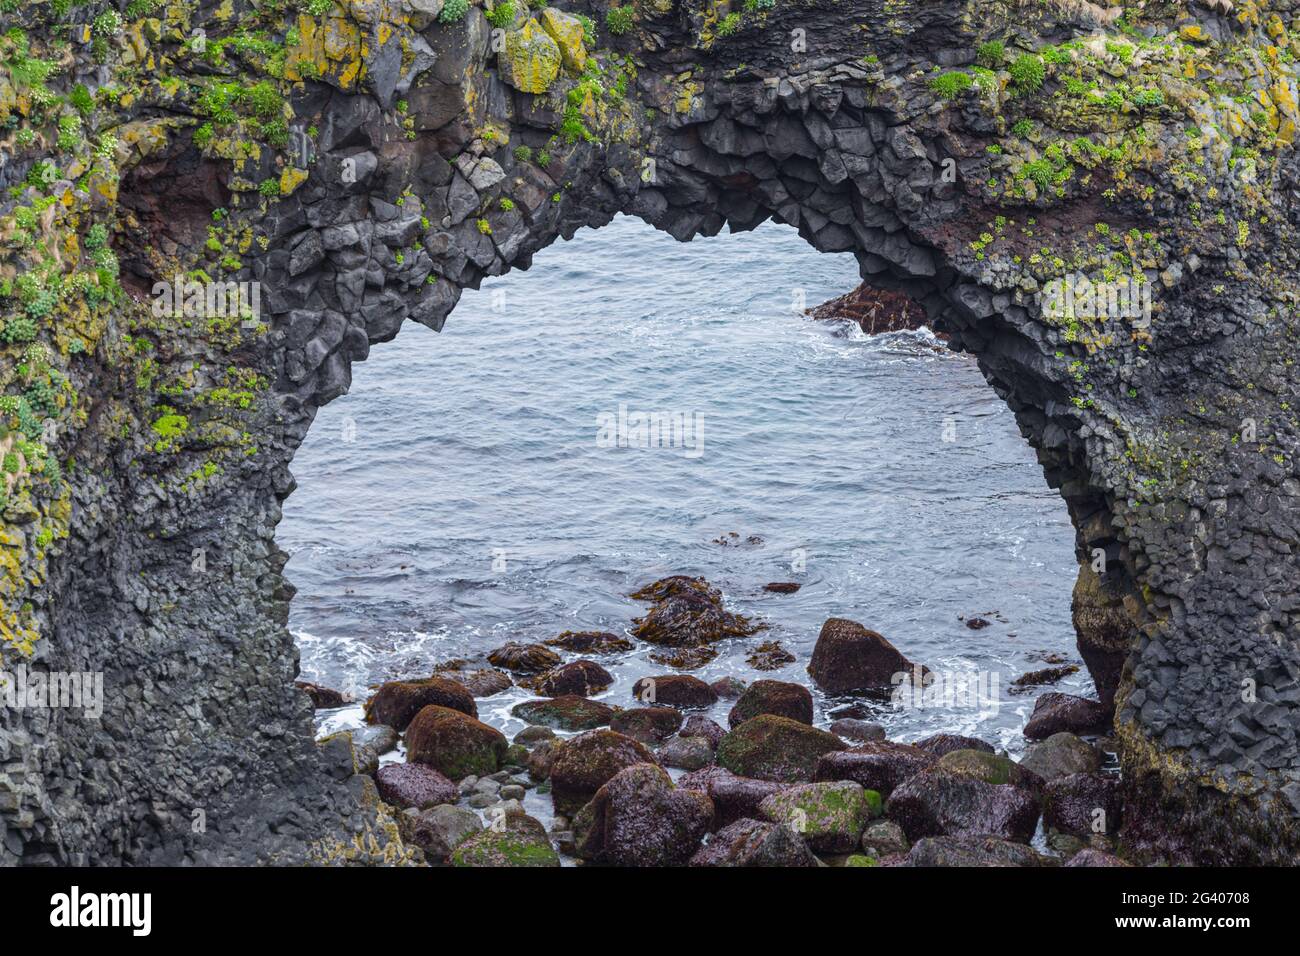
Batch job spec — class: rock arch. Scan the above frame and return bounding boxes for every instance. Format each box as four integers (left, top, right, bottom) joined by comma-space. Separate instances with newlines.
2, 0, 1299, 864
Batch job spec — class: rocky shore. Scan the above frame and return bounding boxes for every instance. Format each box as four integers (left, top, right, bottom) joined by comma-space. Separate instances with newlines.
313, 576, 1124, 866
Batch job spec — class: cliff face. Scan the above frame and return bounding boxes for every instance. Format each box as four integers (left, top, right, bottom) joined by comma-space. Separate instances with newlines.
3, 0, 1300, 863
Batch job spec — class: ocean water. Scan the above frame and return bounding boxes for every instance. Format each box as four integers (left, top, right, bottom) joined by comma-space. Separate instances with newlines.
281, 214, 1086, 757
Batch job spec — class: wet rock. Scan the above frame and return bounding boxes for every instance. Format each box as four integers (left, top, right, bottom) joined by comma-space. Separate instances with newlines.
513, 725, 557, 746
660, 735, 715, 771
844, 854, 880, 867
405, 705, 508, 780
1043, 772, 1123, 837
746, 640, 796, 671
364, 676, 477, 730
440, 667, 513, 697
549, 729, 658, 816
903, 834, 1054, 867
829, 718, 886, 743
759, 780, 878, 853
317, 730, 378, 779
861, 819, 909, 857
632, 674, 718, 708
295, 681, 349, 709
716, 714, 846, 783
545, 630, 634, 654
511, 695, 614, 731
807, 618, 925, 695
679, 766, 789, 828
572, 763, 714, 866
710, 676, 747, 699
1020, 733, 1103, 781
680, 715, 727, 747
629, 576, 761, 648
762, 582, 801, 594
1072, 564, 1135, 712
1064, 847, 1131, 867
886, 766, 1042, 843
690, 818, 818, 867
933, 749, 1045, 793
1010, 663, 1080, 691
1023, 692, 1110, 740
914, 733, 994, 757
531, 659, 613, 697
806, 282, 931, 335
815, 740, 936, 796
487, 642, 562, 674
351, 723, 399, 756
375, 763, 458, 810
451, 811, 559, 867
648, 646, 719, 669
401, 804, 482, 862
610, 706, 683, 743
728, 679, 813, 728
526, 740, 558, 781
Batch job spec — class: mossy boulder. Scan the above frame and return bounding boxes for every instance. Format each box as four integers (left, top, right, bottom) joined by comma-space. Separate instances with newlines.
935, 749, 1045, 792
539, 7, 587, 72
629, 575, 761, 648
364, 675, 477, 730
815, 740, 936, 797
631, 673, 718, 708
715, 714, 846, 783
549, 729, 657, 815
511, 694, 613, 731
727, 678, 813, 728
572, 763, 714, 866
451, 811, 560, 867
531, 659, 613, 697
405, 705, 508, 780
610, 706, 683, 742
501, 20, 561, 95
759, 780, 877, 853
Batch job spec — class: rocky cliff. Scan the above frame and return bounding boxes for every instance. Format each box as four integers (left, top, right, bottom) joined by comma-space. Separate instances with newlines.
3, 0, 1300, 864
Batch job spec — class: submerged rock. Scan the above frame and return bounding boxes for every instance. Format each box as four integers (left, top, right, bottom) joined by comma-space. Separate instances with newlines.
816, 740, 936, 796
690, 818, 818, 867
1023, 692, 1110, 739
829, 718, 886, 743
511, 695, 614, 731
572, 763, 714, 866
629, 576, 761, 648
759, 780, 879, 853
405, 705, 508, 780
375, 763, 458, 810
632, 674, 718, 708
762, 582, 801, 594
545, 630, 634, 654
549, 729, 658, 816
1020, 732, 1103, 781
531, 659, 613, 697
807, 618, 925, 695
727, 678, 813, 728
903, 834, 1054, 867
487, 642, 561, 675
295, 681, 349, 709
610, 706, 684, 743
746, 641, 796, 671
716, 714, 846, 782
365, 676, 477, 730
451, 811, 559, 867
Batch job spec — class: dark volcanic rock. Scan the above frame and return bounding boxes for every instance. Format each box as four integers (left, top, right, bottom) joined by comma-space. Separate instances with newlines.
716, 714, 846, 783
1064, 847, 1131, 867
531, 659, 613, 697
886, 766, 1042, 843
440, 668, 513, 697
914, 733, 995, 757
807, 282, 932, 336
903, 834, 1054, 867
1010, 663, 1081, 691
759, 780, 879, 853
680, 715, 727, 747
374, 763, 458, 810
659, 735, 715, 771
762, 582, 802, 594
933, 749, 1045, 794
610, 706, 684, 743
629, 576, 761, 648
511, 695, 614, 731
296, 681, 349, 709
545, 630, 634, 654
401, 804, 481, 862
365, 676, 477, 730
1044, 772, 1124, 838
690, 818, 818, 867
487, 642, 562, 674
829, 718, 887, 743
727, 679, 814, 728
1023, 692, 1110, 740
816, 740, 937, 796
709, 677, 747, 700
548, 730, 657, 816
1021, 733, 1104, 781
632, 674, 718, 708
679, 766, 789, 828
807, 618, 925, 695
405, 705, 508, 780
572, 763, 714, 866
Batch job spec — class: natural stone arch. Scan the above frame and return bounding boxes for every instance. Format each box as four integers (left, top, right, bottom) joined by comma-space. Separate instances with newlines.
2, 0, 1299, 864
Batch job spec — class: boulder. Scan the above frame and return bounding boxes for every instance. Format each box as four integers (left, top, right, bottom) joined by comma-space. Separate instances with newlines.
572, 763, 714, 866
903, 834, 1054, 867
440, 667, 513, 697
728, 679, 813, 728
689, 818, 818, 867
487, 642, 561, 674
1043, 772, 1123, 837
829, 718, 886, 743
364, 676, 477, 730
886, 766, 1042, 843
1023, 692, 1110, 740
374, 763, 458, 810
629, 576, 761, 648
501, 20, 561, 95
532, 659, 613, 697
451, 811, 560, 867
914, 733, 994, 757
632, 674, 718, 708
401, 803, 481, 862
716, 714, 846, 782
538, 6, 586, 72
526, 739, 559, 781
1020, 733, 1103, 781
610, 706, 683, 743
549, 729, 657, 815
759, 781, 878, 853
933, 749, 1045, 793
295, 680, 349, 708
710, 676, 747, 699
405, 705, 508, 780
680, 714, 727, 747
514, 725, 556, 746
815, 740, 936, 796
861, 819, 910, 856
807, 618, 925, 695
1064, 847, 1131, 867
511, 695, 614, 731
545, 630, 633, 654
659, 735, 715, 771
679, 766, 788, 828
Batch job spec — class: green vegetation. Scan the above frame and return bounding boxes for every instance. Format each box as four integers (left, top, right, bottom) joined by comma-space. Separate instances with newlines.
440, 0, 470, 23
1009, 54, 1045, 95
930, 71, 973, 99
605, 6, 635, 36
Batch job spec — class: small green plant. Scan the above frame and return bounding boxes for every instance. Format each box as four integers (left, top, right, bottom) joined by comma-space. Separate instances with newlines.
258, 177, 280, 197
485, 1, 515, 27
499, 198, 514, 211
440, 0, 469, 22
605, 5, 635, 35
513, 145, 533, 163
716, 12, 742, 36
930, 71, 973, 99
1009, 55, 1044, 95
536, 149, 551, 166
976, 40, 1004, 67
476, 218, 492, 234
301, 0, 333, 14
1010, 118, 1034, 138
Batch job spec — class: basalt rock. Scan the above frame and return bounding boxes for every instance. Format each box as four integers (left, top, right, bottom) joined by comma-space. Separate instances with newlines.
886, 766, 1042, 843
679, 766, 789, 829
816, 740, 937, 797
548, 729, 658, 816
1043, 772, 1124, 838
374, 763, 459, 810
807, 618, 926, 696
690, 818, 819, 867
571, 763, 714, 866
365, 676, 478, 730
1023, 694, 1111, 741
1021, 733, 1104, 781
632, 674, 718, 708
807, 283, 934, 336
716, 714, 847, 783
405, 705, 509, 780
727, 679, 814, 728
296, 681, 349, 709
9, 0, 1300, 865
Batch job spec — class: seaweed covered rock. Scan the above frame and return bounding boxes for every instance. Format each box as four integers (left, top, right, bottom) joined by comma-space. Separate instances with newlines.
716, 714, 846, 783
549, 729, 657, 816
1023, 693, 1110, 740
886, 766, 1042, 843
1043, 772, 1124, 838
405, 705, 508, 780
807, 618, 925, 695
511, 695, 614, 731
487, 642, 562, 675
816, 740, 937, 796
545, 630, 634, 654
903, 835, 1054, 868
632, 674, 718, 708
690, 818, 819, 867
451, 811, 560, 868
440, 668, 513, 697
759, 780, 879, 853
680, 715, 727, 747
629, 576, 761, 648
364, 676, 477, 730
1020, 733, 1104, 781
727, 679, 813, 728
610, 706, 683, 743
933, 749, 1045, 793
531, 659, 613, 697
914, 733, 995, 758
374, 763, 458, 811
659, 735, 715, 771
679, 766, 789, 828
572, 763, 714, 866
